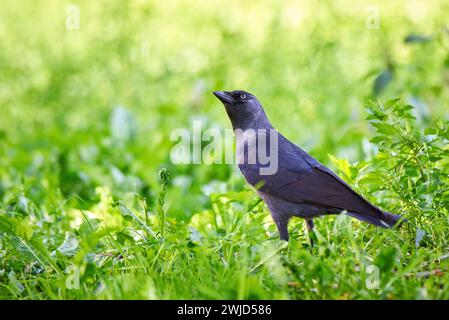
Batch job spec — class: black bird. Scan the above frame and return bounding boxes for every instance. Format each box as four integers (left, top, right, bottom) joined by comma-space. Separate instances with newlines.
213, 90, 403, 242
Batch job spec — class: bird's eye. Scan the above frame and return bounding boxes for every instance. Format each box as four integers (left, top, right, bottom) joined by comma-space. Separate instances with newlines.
240, 93, 247, 100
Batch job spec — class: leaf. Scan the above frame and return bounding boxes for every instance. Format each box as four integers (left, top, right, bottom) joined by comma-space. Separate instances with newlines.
115, 200, 156, 238
404, 34, 431, 44
10, 236, 35, 261
188, 226, 202, 243
373, 70, 393, 96
369, 136, 385, 144
116, 231, 136, 245
371, 122, 397, 135
357, 173, 383, 185
8, 271, 25, 294
385, 98, 401, 109
366, 103, 387, 121
424, 127, 437, 135
57, 232, 79, 257
415, 228, 426, 248
0, 215, 33, 241
374, 246, 398, 274
116, 200, 133, 217
328, 155, 352, 179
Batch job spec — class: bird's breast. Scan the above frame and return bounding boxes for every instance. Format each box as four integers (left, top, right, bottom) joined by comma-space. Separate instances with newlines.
235, 130, 279, 186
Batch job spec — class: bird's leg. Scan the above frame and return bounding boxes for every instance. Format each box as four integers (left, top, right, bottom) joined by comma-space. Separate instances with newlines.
305, 219, 315, 248
273, 215, 289, 242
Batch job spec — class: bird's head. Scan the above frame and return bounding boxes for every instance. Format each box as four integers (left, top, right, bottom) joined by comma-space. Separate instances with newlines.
213, 90, 270, 130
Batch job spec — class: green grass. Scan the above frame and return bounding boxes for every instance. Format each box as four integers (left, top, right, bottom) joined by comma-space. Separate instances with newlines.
1, 0, 449, 299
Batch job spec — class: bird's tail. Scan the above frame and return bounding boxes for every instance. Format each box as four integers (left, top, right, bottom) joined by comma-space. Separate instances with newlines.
345, 210, 406, 228
381, 211, 407, 228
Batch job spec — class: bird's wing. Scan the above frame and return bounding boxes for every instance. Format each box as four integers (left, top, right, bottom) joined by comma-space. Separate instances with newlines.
259, 154, 383, 217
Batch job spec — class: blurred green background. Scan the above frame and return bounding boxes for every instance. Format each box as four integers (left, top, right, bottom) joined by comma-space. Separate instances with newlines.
2, 0, 448, 219
1, 0, 449, 299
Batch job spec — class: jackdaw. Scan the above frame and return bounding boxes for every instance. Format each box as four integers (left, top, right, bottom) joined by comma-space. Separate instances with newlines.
213, 90, 404, 241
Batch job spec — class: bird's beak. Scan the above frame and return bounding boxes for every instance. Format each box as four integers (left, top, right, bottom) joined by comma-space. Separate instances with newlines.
213, 91, 235, 105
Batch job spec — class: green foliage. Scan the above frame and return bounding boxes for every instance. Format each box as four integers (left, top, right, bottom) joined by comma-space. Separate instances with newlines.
1, 0, 449, 300
361, 99, 449, 246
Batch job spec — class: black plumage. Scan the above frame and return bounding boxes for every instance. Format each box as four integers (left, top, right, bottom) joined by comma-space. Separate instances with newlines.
213, 90, 404, 241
